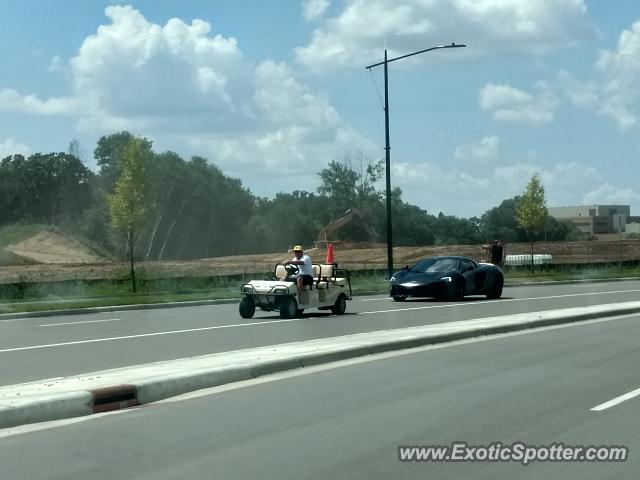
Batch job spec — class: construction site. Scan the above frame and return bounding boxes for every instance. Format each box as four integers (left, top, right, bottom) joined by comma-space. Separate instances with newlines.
1, 226, 640, 284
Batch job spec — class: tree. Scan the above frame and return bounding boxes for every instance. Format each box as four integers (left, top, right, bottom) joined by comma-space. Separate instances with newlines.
0, 152, 92, 227
95, 131, 152, 193
68, 139, 87, 163
316, 154, 384, 242
317, 154, 384, 216
480, 198, 527, 243
516, 174, 548, 272
107, 137, 152, 292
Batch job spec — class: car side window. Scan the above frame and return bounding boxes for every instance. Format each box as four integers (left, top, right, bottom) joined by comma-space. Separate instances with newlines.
460, 260, 475, 271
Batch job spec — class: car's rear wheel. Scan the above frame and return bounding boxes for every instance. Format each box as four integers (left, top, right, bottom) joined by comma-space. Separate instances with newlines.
486, 275, 504, 299
331, 294, 347, 315
392, 295, 407, 302
279, 297, 298, 319
239, 296, 256, 319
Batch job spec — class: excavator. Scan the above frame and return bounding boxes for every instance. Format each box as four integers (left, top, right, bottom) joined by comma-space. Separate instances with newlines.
314, 208, 377, 249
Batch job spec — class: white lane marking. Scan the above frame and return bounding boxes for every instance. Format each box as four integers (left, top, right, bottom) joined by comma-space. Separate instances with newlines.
570, 284, 610, 288
1, 289, 640, 353
2, 313, 636, 438
0, 317, 305, 353
360, 297, 391, 302
358, 289, 640, 315
591, 386, 640, 411
39, 318, 122, 327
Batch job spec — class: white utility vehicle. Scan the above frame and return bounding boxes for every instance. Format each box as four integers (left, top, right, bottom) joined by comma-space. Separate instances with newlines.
239, 263, 352, 319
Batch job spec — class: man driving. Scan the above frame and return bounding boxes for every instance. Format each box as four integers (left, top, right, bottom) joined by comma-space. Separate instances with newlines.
281, 245, 314, 291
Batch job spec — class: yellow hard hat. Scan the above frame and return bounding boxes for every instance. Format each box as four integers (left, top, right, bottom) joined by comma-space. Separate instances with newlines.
293, 245, 303, 251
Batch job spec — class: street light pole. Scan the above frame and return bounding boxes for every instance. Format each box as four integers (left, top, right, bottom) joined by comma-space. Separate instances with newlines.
383, 49, 392, 280
366, 43, 466, 278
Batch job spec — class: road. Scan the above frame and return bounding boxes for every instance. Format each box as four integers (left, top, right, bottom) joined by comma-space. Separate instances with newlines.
1, 280, 639, 386
1, 310, 638, 479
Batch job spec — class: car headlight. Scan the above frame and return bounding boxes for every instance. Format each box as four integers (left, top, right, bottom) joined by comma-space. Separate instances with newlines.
441, 276, 452, 282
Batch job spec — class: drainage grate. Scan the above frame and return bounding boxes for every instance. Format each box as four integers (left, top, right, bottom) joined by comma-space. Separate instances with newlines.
91, 385, 139, 413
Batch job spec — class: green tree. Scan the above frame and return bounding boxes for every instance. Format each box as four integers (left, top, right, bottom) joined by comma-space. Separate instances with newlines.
95, 131, 152, 193
107, 137, 152, 292
317, 154, 384, 242
480, 198, 527, 242
516, 174, 548, 272
0, 152, 92, 227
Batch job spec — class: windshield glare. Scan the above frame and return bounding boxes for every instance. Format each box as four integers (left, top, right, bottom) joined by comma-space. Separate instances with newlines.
411, 258, 458, 273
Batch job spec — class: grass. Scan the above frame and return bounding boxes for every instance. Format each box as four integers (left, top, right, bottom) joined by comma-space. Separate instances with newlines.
503, 264, 640, 283
1, 264, 639, 315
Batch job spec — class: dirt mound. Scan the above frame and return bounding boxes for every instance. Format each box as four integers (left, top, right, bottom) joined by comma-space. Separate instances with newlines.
5, 230, 104, 265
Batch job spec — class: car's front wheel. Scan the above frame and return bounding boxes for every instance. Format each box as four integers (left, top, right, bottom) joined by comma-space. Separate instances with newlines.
486, 275, 504, 299
392, 295, 407, 302
450, 278, 465, 301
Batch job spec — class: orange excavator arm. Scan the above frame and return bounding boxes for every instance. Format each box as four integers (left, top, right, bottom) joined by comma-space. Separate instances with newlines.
315, 208, 377, 248
317, 208, 360, 243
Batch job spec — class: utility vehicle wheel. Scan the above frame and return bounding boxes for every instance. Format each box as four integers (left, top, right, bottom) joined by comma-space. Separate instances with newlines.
296, 309, 305, 316
279, 297, 298, 319
239, 296, 255, 319
331, 294, 347, 315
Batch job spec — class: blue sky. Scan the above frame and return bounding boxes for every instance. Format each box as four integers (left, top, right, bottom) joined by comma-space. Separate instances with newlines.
1, 0, 640, 217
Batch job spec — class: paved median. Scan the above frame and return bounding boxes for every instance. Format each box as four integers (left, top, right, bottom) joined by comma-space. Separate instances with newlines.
2, 301, 640, 429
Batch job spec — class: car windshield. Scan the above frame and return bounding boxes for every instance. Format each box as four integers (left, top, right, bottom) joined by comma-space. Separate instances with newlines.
411, 258, 458, 273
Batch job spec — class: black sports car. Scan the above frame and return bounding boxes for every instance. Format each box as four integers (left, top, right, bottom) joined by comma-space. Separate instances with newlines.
390, 256, 503, 301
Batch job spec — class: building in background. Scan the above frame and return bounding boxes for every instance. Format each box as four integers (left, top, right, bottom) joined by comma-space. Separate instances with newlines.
548, 205, 640, 235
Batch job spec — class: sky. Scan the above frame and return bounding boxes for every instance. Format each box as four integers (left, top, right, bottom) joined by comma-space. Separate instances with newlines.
1, 0, 640, 218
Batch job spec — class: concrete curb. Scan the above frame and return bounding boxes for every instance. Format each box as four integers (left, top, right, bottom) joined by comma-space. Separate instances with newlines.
0, 298, 240, 321
2, 301, 640, 429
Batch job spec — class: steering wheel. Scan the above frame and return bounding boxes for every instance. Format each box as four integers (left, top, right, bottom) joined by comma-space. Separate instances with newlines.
285, 264, 299, 275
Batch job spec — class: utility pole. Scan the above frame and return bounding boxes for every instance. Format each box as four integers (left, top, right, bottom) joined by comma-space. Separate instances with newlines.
619, 216, 623, 274
366, 43, 466, 278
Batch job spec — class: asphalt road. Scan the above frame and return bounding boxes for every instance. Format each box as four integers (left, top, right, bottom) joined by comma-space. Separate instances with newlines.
1, 311, 638, 479
1, 280, 639, 386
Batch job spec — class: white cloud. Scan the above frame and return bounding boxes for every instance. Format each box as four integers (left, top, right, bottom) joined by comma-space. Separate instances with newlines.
296, 0, 596, 72
493, 162, 601, 203
595, 20, 640, 129
391, 159, 609, 216
0, 5, 374, 182
583, 184, 640, 206
0, 138, 31, 158
303, 0, 330, 20
556, 70, 599, 110
454, 136, 499, 162
479, 82, 558, 125
0, 88, 76, 115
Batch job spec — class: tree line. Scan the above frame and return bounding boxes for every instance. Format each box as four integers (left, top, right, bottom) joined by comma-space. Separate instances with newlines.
0, 132, 588, 262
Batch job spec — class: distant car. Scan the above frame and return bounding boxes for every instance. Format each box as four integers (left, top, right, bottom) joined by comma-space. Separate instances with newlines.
390, 256, 503, 301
